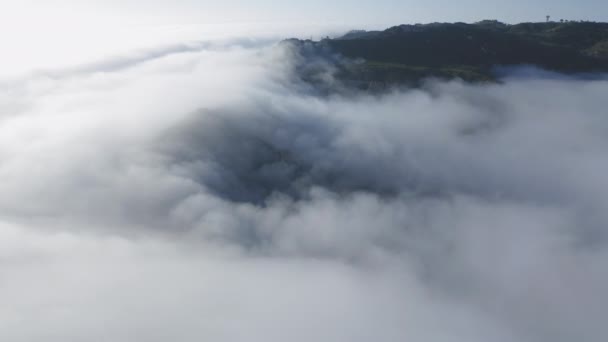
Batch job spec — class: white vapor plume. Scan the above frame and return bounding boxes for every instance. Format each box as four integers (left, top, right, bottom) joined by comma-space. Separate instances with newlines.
0, 38, 607, 342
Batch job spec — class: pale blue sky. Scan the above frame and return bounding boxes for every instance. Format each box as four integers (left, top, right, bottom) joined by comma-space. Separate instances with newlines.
219, 0, 608, 26
5, 0, 608, 29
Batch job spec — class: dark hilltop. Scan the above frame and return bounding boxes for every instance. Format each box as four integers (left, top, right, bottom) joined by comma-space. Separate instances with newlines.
285, 20, 608, 89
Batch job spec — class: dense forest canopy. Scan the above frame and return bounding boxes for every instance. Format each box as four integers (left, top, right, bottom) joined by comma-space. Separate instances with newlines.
287, 21, 608, 87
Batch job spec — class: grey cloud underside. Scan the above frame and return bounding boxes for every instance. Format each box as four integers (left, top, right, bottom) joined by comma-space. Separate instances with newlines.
1, 42, 608, 342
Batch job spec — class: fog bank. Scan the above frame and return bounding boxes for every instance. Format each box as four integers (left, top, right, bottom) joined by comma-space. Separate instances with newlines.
1, 40, 607, 342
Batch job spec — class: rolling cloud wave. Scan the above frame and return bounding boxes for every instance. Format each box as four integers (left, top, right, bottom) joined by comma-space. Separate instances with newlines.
1, 41, 607, 342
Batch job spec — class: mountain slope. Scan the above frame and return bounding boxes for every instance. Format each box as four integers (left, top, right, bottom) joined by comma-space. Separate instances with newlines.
288, 20, 608, 88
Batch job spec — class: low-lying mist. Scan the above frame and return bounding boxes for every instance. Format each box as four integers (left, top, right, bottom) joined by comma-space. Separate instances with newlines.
1, 40, 607, 342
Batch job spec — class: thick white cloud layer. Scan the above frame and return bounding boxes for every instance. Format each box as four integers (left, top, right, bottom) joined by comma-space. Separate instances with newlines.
1, 40, 607, 342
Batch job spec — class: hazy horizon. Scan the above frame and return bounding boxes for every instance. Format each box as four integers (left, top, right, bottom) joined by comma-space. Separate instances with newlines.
2, 0, 608, 77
